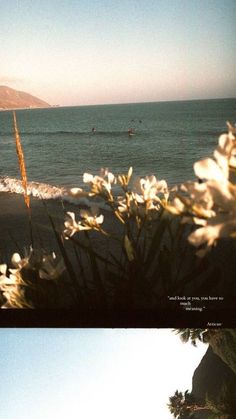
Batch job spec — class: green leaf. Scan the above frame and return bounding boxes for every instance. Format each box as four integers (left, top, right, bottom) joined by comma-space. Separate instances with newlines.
143, 215, 168, 268
124, 235, 135, 261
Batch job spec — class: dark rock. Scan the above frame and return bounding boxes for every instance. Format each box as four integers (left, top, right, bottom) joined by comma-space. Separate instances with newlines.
191, 346, 236, 418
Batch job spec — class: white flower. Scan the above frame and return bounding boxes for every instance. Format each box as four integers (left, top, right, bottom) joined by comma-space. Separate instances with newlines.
0, 264, 7, 275
0, 274, 17, 287
194, 127, 236, 183
80, 205, 104, 226
188, 212, 236, 256
0, 253, 29, 297
181, 181, 214, 209
227, 121, 236, 135
83, 169, 116, 197
139, 175, 159, 201
11, 253, 22, 266
117, 193, 146, 219
11, 252, 29, 269
83, 173, 94, 183
166, 196, 186, 215
63, 207, 104, 238
39, 254, 65, 280
0, 261, 28, 309
118, 167, 133, 188
64, 212, 82, 238
214, 130, 236, 178
184, 178, 236, 253
100, 168, 116, 187
167, 122, 236, 255
133, 176, 169, 209
1, 284, 32, 309
194, 158, 228, 183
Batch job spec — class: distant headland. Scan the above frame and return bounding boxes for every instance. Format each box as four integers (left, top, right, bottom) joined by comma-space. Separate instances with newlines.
0, 86, 50, 110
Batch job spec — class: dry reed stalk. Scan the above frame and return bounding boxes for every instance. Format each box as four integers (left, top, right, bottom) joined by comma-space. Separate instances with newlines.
13, 111, 33, 246
13, 111, 30, 209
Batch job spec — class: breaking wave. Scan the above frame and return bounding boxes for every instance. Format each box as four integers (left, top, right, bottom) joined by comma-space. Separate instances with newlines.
0, 176, 110, 210
0, 176, 67, 199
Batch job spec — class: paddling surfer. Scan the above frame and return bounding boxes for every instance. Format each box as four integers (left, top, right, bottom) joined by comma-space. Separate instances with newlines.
128, 128, 135, 137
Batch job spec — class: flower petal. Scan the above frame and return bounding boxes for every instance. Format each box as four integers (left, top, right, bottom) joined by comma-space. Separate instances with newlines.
83, 173, 93, 183
194, 158, 227, 182
96, 214, 104, 224
11, 253, 22, 267
0, 264, 7, 275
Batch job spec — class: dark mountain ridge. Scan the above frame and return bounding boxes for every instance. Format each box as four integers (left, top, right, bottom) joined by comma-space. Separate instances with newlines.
0, 86, 50, 109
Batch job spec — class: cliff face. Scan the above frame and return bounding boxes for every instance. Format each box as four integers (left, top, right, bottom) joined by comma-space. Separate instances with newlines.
0, 86, 50, 109
191, 346, 236, 418
208, 329, 236, 375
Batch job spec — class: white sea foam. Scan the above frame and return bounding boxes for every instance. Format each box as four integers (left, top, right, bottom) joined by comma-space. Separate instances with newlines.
0, 176, 67, 199
0, 176, 111, 211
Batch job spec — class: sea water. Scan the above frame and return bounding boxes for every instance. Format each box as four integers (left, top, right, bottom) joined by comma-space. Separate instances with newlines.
0, 98, 235, 201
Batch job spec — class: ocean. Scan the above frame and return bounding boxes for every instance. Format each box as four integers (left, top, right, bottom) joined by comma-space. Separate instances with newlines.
1, 98, 236, 310
0, 98, 236, 201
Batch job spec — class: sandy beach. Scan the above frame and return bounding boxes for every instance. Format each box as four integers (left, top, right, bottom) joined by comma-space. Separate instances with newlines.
0, 190, 236, 317
1, 190, 236, 278
0, 191, 123, 265
0, 192, 64, 260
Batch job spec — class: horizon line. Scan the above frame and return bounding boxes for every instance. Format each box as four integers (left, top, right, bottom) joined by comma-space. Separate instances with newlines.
53, 95, 236, 109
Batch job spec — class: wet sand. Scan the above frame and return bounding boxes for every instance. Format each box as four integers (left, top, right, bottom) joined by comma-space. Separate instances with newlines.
0, 192, 123, 264
1, 191, 236, 318
0, 192, 64, 260
1, 191, 236, 279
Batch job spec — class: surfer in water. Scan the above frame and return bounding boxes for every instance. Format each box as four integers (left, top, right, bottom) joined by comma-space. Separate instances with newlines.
128, 128, 135, 137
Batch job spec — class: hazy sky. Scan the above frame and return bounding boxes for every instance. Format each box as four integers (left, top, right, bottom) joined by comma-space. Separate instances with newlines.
1, 0, 236, 105
0, 328, 207, 419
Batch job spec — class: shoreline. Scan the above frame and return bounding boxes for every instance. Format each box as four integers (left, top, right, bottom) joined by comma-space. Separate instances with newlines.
0, 106, 53, 112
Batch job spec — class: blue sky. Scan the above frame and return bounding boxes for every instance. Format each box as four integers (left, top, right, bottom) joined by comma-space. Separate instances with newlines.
1, 0, 235, 105
0, 329, 207, 419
